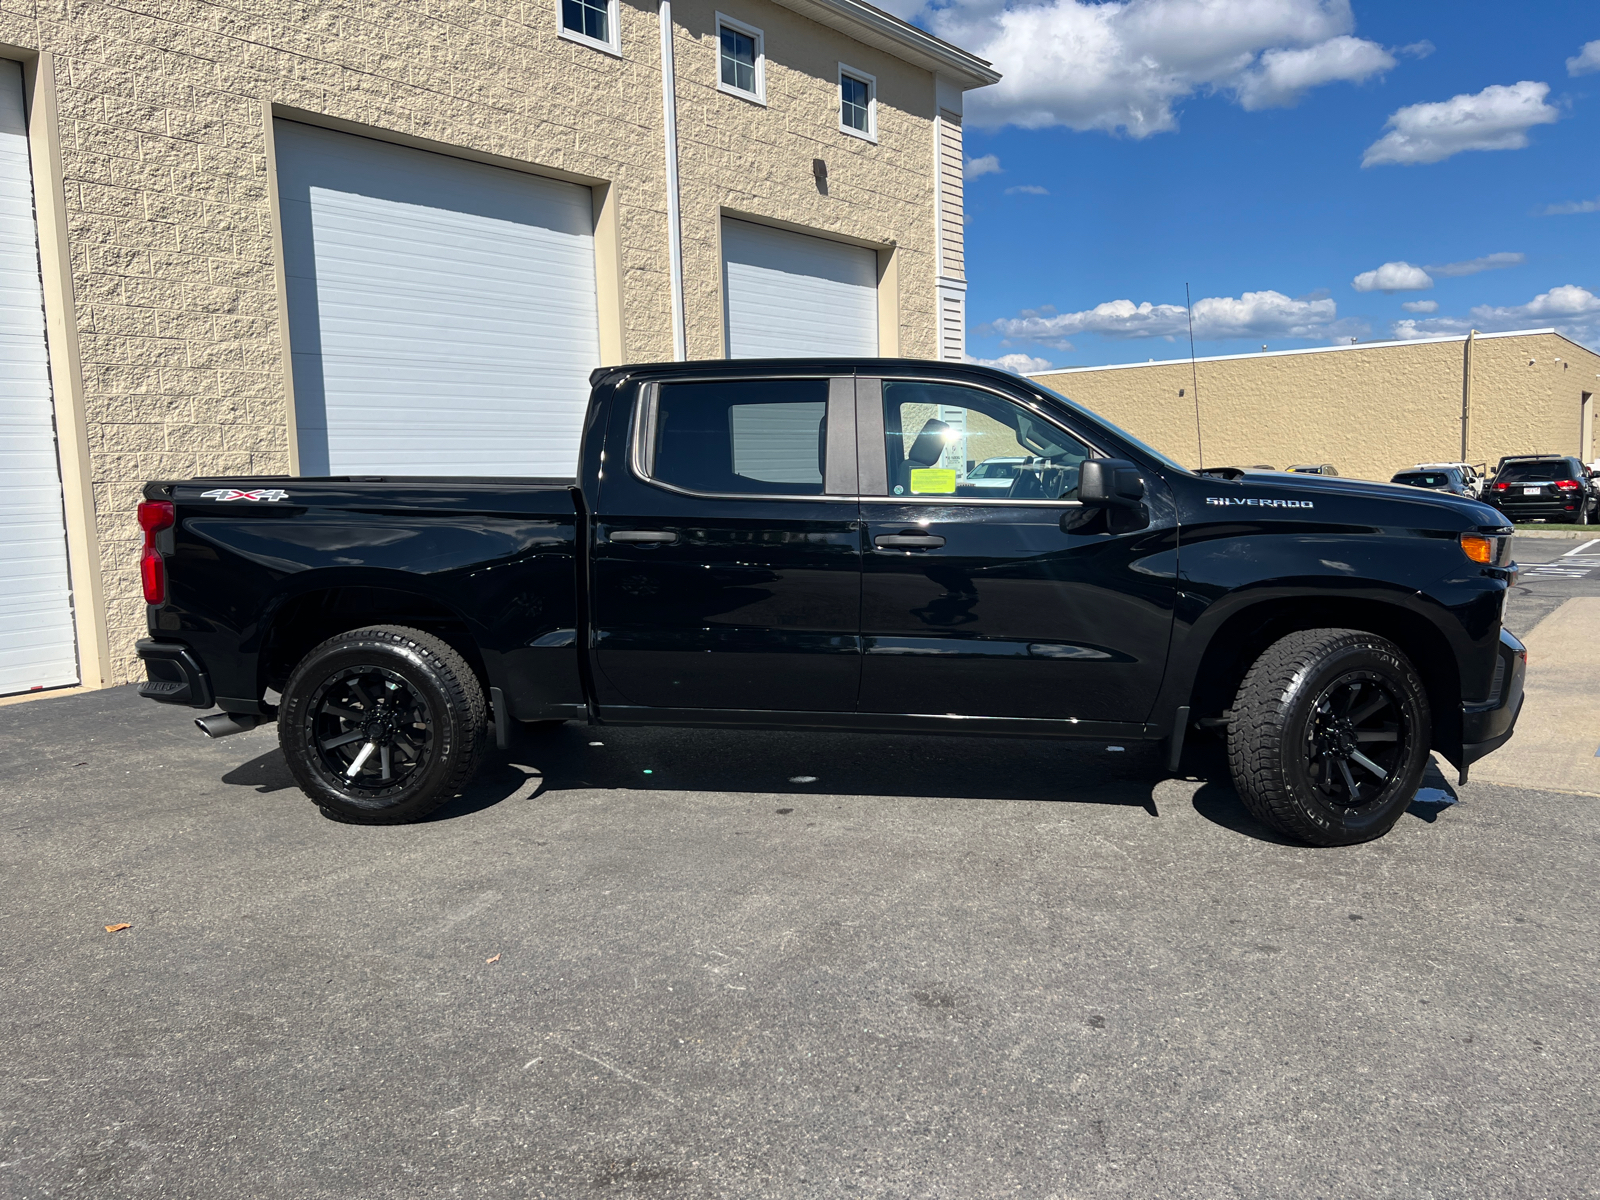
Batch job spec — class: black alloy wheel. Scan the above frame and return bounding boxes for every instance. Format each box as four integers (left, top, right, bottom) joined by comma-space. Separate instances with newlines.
1304, 674, 1408, 810
1227, 628, 1432, 846
309, 667, 433, 794
279, 625, 488, 824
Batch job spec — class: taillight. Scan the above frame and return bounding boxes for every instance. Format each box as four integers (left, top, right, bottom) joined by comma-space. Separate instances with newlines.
1554, 479, 1580, 492
1493, 482, 1507, 491
138, 501, 175, 605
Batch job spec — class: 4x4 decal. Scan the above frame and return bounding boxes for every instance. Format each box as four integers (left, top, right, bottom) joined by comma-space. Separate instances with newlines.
200, 488, 290, 502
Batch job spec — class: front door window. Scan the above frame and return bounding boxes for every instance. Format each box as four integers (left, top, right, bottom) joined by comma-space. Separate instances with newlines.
882, 381, 1090, 501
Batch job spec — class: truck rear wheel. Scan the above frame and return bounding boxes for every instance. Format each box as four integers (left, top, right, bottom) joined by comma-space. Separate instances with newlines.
1226, 629, 1431, 846
279, 625, 487, 824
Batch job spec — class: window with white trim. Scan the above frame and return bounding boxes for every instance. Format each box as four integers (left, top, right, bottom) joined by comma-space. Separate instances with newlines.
560, 0, 620, 55
839, 64, 876, 141
716, 14, 765, 104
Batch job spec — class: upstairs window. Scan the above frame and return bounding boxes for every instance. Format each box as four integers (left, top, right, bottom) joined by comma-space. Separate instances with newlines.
560, 0, 619, 55
717, 15, 764, 103
839, 65, 876, 141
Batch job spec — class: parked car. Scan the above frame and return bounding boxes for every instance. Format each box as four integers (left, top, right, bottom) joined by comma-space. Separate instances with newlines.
136, 359, 1524, 847
1287, 463, 1339, 476
1414, 461, 1487, 499
967, 456, 1027, 491
1488, 455, 1599, 524
1391, 467, 1474, 497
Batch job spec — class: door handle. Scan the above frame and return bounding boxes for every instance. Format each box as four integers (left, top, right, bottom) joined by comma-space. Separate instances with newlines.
874, 533, 945, 549
608, 529, 679, 544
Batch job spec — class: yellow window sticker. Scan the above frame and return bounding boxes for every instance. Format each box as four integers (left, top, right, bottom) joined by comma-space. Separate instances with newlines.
909, 468, 957, 494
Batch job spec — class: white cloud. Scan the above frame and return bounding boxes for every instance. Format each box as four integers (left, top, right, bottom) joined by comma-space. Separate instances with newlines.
1567, 40, 1600, 76
1235, 35, 1395, 110
1541, 196, 1600, 216
1398, 40, 1434, 59
968, 352, 1056, 374
1352, 261, 1433, 292
966, 153, 1002, 177
1004, 184, 1050, 195
1400, 299, 1438, 313
1424, 251, 1524, 276
1362, 81, 1559, 167
985, 289, 1355, 346
1391, 285, 1600, 347
919, 0, 1397, 134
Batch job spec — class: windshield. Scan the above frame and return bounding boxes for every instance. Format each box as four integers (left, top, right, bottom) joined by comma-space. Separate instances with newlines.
1394, 472, 1450, 487
1027, 379, 1195, 474
969, 460, 1022, 479
1498, 460, 1573, 483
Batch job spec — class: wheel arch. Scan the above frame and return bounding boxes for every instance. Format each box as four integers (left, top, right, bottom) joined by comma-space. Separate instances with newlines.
259, 582, 491, 700
1182, 596, 1463, 762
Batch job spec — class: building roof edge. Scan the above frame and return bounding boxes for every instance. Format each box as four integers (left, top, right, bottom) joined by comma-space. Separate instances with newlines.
1024, 328, 1581, 377
768, 0, 1001, 88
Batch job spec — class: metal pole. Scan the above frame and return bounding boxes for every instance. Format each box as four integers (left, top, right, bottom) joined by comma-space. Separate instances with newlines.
659, 0, 686, 361
1461, 329, 1475, 462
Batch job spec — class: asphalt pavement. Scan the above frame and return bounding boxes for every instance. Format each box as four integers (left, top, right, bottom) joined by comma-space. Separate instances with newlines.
2, 544, 1598, 1199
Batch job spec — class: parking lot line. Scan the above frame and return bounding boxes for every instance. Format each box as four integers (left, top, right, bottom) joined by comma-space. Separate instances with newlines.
1563, 538, 1600, 556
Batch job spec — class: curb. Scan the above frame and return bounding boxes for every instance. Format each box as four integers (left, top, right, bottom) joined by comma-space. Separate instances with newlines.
1511, 530, 1596, 540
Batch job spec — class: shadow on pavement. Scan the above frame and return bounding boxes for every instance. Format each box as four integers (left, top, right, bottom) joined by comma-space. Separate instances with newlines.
216, 720, 1465, 835
1182, 732, 1463, 843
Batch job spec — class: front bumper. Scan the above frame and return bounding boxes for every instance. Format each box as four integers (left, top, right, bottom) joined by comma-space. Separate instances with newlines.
1460, 627, 1526, 766
136, 639, 214, 709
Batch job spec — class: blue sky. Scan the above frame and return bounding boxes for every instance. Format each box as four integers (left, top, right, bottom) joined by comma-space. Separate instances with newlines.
890, 0, 1600, 370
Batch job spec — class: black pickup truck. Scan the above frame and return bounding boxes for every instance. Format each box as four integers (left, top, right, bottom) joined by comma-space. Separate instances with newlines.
137, 359, 1524, 845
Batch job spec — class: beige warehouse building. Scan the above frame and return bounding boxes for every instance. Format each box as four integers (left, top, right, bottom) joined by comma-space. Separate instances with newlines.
1033, 329, 1600, 482
0, 0, 997, 697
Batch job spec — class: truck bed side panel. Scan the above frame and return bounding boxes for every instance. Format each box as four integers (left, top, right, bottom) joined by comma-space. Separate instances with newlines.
146, 478, 583, 717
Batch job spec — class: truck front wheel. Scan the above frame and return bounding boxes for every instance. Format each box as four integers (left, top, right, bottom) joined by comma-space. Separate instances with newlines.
1226, 629, 1432, 846
279, 625, 488, 824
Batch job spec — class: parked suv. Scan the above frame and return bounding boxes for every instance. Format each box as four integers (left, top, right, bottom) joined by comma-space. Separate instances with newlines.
1414, 462, 1486, 498
1489, 455, 1598, 524
1391, 467, 1474, 497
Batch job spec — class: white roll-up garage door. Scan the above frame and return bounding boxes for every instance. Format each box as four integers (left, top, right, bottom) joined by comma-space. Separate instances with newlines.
722, 218, 878, 358
275, 121, 601, 477
0, 60, 77, 695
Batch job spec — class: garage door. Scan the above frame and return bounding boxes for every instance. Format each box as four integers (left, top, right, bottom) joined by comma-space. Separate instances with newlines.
721, 218, 878, 358
275, 121, 601, 477
0, 60, 77, 695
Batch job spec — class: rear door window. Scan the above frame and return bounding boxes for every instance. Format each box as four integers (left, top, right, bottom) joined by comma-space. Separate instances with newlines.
648, 379, 829, 495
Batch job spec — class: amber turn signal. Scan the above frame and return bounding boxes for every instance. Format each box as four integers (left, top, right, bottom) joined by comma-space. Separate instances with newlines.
1459, 534, 1494, 564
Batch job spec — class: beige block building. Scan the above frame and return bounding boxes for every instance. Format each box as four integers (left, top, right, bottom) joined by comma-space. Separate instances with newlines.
1033, 329, 1600, 482
0, 0, 998, 697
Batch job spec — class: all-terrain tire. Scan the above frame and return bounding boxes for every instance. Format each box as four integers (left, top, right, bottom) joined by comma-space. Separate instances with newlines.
1226, 628, 1431, 846
279, 625, 487, 824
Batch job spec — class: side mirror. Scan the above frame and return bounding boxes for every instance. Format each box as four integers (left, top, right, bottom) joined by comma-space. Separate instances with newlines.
1078, 458, 1145, 508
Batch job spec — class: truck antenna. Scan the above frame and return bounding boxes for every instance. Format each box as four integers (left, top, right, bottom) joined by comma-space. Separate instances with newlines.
1186, 283, 1203, 469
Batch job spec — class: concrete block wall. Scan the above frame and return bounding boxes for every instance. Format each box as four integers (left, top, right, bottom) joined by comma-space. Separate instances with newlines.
1, 0, 950, 685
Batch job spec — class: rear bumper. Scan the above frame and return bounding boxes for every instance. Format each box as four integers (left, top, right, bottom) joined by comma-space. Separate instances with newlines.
136, 639, 214, 709
1493, 499, 1589, 520
1460, 628, 1526, 766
